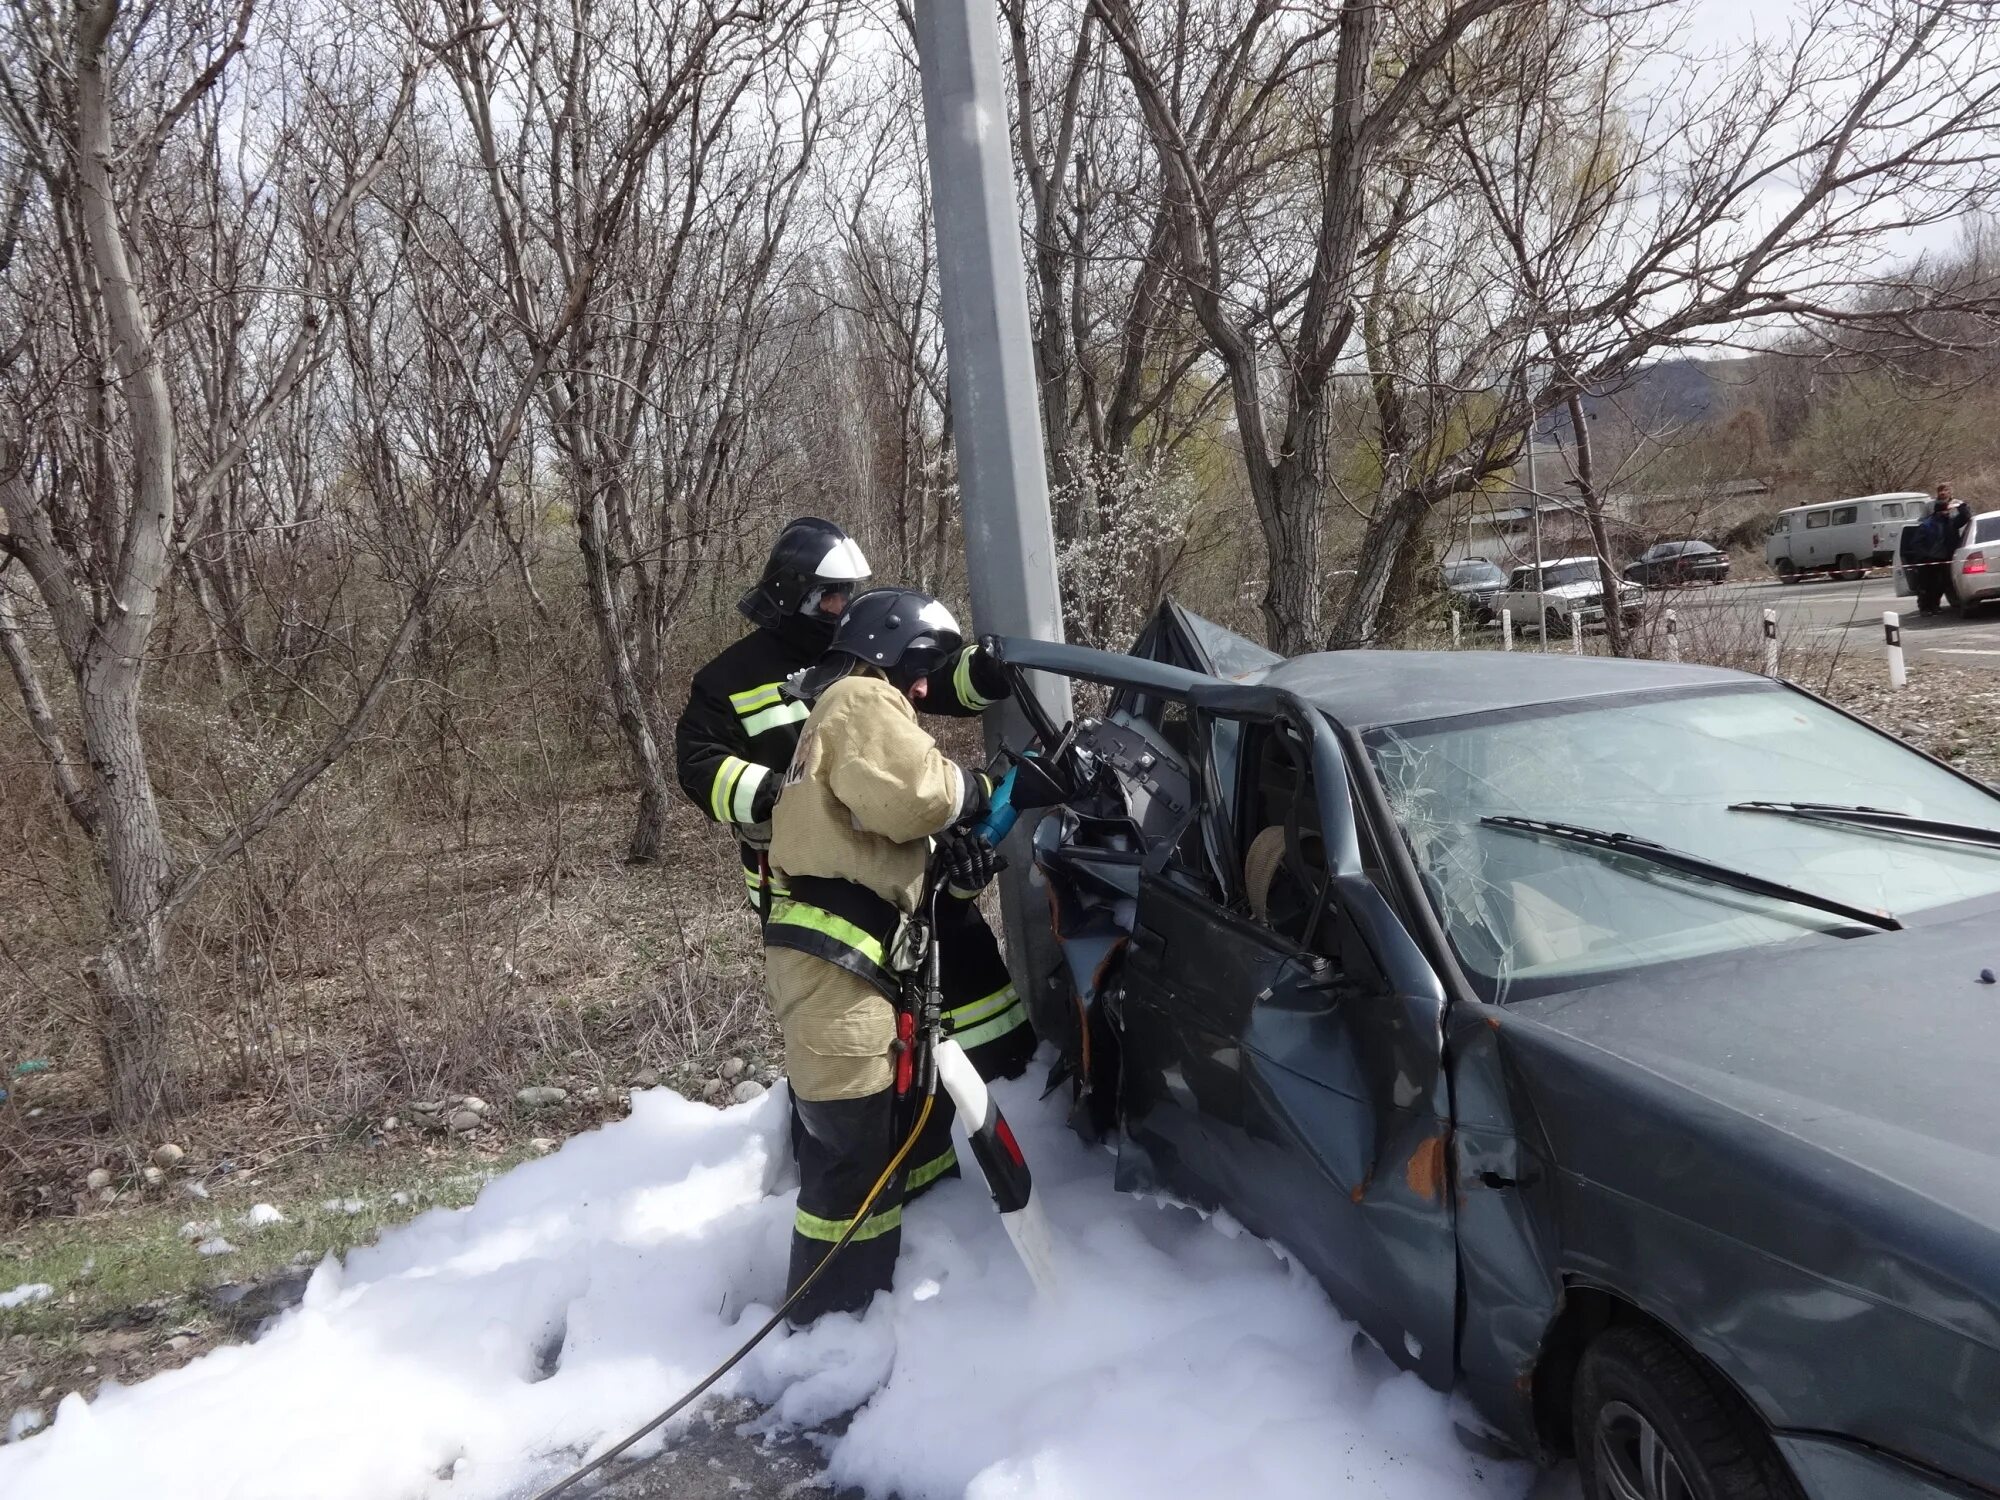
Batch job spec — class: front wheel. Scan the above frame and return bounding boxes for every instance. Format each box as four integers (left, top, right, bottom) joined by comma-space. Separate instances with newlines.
1544, 608, 1568, 637
1774, 560, 1797, 584
1575, 1327, 1803, 1500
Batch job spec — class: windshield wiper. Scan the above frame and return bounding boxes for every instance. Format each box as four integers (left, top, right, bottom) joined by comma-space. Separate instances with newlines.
1730, 800, 2000, 852
1480, 815, 1903, 932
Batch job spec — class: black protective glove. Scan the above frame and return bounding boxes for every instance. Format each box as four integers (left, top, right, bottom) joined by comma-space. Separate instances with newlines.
748, 771, 779, 826
955, 764, 993, 826
968, 637, 1013, 703
936, 827, 1006, 899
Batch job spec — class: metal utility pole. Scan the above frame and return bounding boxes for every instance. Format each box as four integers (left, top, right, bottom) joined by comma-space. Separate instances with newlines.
1526, 426, 1546, 651
914, 0, 1074, 1035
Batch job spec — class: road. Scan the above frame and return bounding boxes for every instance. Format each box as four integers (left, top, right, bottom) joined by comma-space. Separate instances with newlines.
1654, 573, 2000, 670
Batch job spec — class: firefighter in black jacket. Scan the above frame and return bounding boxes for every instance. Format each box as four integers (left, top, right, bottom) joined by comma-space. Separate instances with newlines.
674, 519, 1036, 1189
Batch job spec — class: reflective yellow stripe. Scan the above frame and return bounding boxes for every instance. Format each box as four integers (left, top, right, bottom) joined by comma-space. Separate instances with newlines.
905, 1145, 957, 1192
943, 983, 1018, 1030
729, 763, 770, 823
743, 868, 789, 910
795, 1202, 902, 1244
710, 756, 750, 822
952, 647, 992, 710
952, 1001, 1029, 1051
741, 700, 810, 737
766, 900, 888, 968
729, 682, 785, 714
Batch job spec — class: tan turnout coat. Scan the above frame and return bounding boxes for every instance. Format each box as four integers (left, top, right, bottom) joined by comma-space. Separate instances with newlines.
766, 671, 966, 1099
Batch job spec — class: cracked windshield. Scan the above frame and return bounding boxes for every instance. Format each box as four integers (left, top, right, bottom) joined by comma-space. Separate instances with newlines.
1367, 686, 2000, 999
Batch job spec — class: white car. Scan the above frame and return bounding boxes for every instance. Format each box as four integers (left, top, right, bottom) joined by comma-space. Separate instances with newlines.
1951, 510, 2000, 618
1492, 557, 1644, 635
1892, 509, 2000, 618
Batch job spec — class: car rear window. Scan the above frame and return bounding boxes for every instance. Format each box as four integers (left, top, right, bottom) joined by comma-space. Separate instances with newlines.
1977, 515, 2000, 544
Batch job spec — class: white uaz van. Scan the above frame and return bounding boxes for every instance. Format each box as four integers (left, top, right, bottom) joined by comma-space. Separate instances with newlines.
1763, 492, 1927, 581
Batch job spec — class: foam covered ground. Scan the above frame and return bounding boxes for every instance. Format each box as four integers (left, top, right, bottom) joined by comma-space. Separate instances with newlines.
0, 1075, 1540, 1500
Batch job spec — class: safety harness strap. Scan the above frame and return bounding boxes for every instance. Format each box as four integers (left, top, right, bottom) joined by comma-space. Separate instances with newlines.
764, 876, 904, 999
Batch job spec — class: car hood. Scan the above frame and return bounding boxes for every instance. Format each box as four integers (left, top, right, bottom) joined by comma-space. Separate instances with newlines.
1509, 906, 2000, 1225
1503, 904, 2000, 1336
1539, 582, 1604, 600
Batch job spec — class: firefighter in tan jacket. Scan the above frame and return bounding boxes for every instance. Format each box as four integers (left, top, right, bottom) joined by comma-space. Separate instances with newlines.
765, 586, 1002, 1322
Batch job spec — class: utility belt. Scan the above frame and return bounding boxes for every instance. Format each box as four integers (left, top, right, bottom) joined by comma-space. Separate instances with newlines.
764, 876, 922, 1001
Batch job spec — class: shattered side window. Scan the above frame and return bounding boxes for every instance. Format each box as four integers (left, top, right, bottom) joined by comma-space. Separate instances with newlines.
1180, 608, 1283, 679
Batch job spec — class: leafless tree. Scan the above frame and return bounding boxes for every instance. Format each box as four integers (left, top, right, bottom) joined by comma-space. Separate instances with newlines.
1343, 0, 2000, 650
1092, 0, 1520, 653
424, 0, 827, 864
0, 0, 446, 1126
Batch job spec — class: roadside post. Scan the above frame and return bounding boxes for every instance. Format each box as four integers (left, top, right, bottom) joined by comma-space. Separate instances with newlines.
1451, 609, 1461, 649
1762, 608, 1779, 677
1501, 609, 1514, 651
1885, 611, 1907, 689
915, 0, 1072, 1034
1570, 611, 1583, 654
1665, 609, 1680, 663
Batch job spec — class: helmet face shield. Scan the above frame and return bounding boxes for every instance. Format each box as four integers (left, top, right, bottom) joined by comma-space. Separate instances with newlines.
740, 518, 872, 629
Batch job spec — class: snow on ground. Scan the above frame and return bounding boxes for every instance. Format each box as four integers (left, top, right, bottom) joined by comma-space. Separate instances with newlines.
0, 1072, 1540, 1500
0, 1283, 51, 1311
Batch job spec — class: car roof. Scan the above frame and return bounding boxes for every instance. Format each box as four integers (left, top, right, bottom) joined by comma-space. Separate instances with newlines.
1256, 650, 1759, 731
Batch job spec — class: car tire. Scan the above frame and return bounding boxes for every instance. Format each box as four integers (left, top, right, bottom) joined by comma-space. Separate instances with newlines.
1834, 553, 1860, 581
1544, 608, 1567, 637
1774, 561, 1797, 584
1959, 594, 1982, 621
1574, 1326, 1803, 1500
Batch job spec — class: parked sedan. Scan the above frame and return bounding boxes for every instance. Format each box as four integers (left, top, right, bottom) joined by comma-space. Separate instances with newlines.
1950, 509, 2000, 618
1623, 538, 1731, 587
1441, 557, 1507, 622
991, 601, 2000, 1500
1491, 556, 1644, 635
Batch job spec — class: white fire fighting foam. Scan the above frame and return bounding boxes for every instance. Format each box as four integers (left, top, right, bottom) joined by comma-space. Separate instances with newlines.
0, 1071, 1545, 1500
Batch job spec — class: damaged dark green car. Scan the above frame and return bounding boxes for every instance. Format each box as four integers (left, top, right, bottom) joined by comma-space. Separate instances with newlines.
991, 602, 2000, 1500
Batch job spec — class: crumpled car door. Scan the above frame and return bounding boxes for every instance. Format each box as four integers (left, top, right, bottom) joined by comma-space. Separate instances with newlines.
1110, 722, 1456, 1389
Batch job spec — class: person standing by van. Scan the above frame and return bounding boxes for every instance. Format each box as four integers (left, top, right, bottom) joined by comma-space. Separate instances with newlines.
1901, 486, 1970, 614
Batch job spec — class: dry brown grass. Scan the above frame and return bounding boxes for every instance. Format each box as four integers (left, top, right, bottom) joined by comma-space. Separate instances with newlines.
0, 568, 781, 1226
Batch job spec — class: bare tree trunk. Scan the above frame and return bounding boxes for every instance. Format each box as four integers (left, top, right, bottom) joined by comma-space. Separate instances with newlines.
1330, 488, 1425, 647
72, 0, 184, 1126
0, 586, 97, 831
576, 481, 672, 863
1262, 460, 1328, 651
1566, 390, 1625, 655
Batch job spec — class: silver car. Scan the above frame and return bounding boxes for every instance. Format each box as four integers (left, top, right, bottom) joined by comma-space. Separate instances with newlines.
1951, 509, 2000, 617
